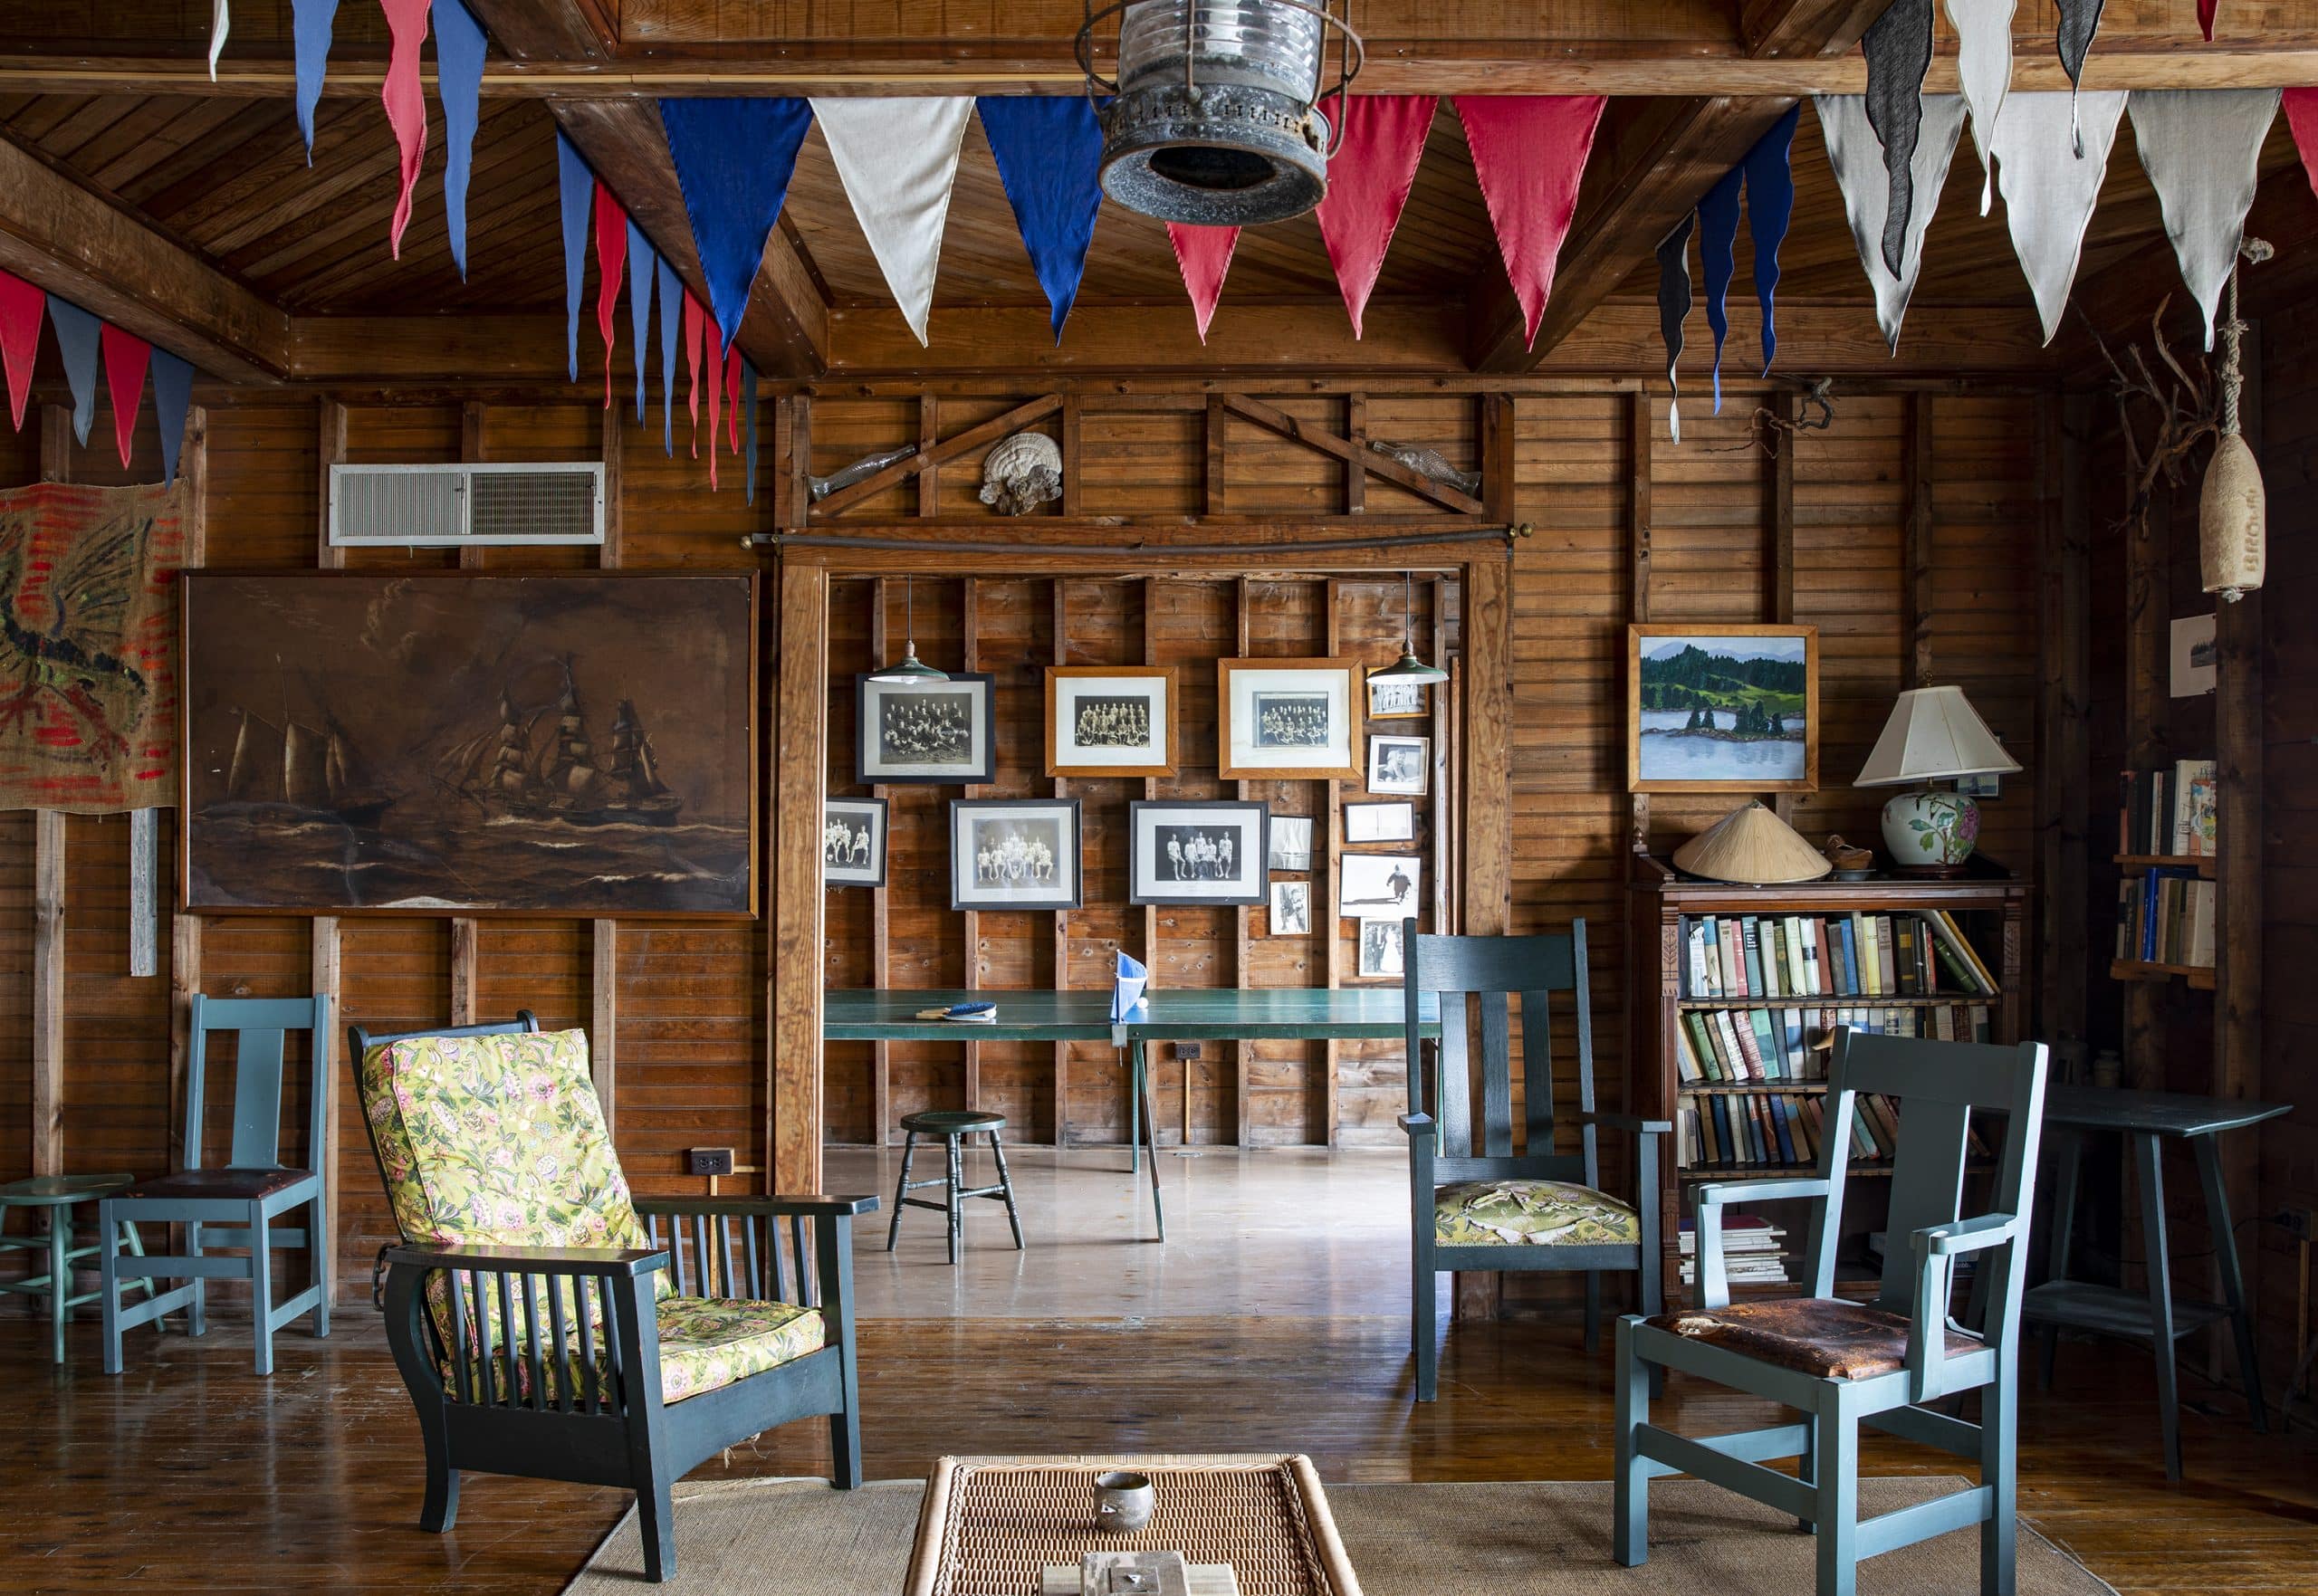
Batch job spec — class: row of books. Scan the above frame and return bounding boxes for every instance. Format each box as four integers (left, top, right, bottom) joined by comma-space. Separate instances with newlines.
2120, 760, 2217, 857
2115, 870, 2217, 969
1675, 1003, 1997, 1085
1674, 1090, 1940, 1172
1680, 911, 1997, 1001
1677, 1216, 1790, 1287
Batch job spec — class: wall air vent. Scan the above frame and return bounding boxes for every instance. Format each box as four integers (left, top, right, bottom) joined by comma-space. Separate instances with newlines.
327, 462, 605, 548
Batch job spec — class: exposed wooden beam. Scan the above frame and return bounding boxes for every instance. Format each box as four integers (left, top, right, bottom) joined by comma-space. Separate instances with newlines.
461, 0, 617, 62
1739, 0, 1889, 59
32, 808, 64, 1177
0, 131, 288, 385
812, 393, 1062, 517
1217, 393, 1486, 514
311, 917, 342, 1305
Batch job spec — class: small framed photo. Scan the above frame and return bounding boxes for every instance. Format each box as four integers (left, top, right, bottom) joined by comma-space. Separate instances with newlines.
1129, 800, 1269, 906
950, 799, 1081, 912
1269, 880, 1312, 936
823, 798, 887, 888
1267, 816, 1314, 873
1955, 772, 2003, 799
1355, 919, 1408, 981
1344, 800, 1414, 844
1046, 665, 1177, 778
1628, 624, 1818, 793
1217, 657, 1362, 781
1366, 733, 1431, 796
1340, 852, 1422, 920
1365, 669, 1429, 720
857, 672, 996, 785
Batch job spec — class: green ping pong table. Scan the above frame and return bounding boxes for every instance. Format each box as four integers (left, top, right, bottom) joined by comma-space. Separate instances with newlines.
823, 988, 1443, 1241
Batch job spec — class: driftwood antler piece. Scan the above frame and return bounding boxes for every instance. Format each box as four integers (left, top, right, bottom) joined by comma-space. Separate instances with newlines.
2085, 293, 2224, 541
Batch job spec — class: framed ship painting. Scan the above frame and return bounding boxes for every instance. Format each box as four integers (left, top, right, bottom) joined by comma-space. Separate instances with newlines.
181, 572, 757, 916
1626, 624, 1818, 794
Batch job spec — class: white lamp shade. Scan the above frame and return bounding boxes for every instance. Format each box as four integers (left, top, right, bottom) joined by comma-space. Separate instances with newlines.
1854, 685, 2022, 787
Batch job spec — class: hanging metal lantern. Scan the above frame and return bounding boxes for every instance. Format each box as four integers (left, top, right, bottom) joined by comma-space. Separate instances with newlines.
1076, 0, 1364, 227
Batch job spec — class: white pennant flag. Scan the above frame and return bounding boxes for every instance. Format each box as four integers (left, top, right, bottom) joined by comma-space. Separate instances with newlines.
1815, 94, 1968, 352
1990, 91, 2128, 346
209, 0, 230, 80
1944, 0, 2015, 215
2129, 89, 2282, 350
810, 97, 973, 347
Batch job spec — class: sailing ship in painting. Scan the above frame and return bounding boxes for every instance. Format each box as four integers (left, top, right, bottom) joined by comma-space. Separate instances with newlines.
222, 707, 396, 825
435, 662, 680, 827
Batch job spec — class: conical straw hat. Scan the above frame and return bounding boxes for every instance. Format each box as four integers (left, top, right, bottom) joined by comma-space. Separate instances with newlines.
1672, 800, 1834, 884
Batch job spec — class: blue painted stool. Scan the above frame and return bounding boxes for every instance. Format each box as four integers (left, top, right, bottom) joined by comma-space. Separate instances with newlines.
0, 1173, 152, 1363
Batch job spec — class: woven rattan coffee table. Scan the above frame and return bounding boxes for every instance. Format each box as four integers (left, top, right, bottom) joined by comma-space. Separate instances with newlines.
905, 1454, 1363, 1596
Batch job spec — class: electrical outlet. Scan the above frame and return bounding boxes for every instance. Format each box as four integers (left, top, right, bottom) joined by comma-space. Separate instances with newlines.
1176, 1042, 1202, 1060
687, 1147, 735, 1178
2278, 1206, 2313, 1241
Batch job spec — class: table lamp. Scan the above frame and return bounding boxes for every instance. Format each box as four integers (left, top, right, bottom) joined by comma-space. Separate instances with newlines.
1855, 685, 2021, 874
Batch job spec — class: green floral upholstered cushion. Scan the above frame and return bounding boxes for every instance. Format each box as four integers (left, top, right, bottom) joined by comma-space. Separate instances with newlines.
454, 1295, 827, 1407
1433, 1179, 1641, 1247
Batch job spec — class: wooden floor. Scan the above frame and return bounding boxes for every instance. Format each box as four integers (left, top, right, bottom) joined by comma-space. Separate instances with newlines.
10, 1306, 2318, 1594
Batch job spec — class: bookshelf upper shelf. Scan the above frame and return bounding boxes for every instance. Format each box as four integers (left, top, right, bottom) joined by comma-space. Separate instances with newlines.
2112, 854, 2216, 877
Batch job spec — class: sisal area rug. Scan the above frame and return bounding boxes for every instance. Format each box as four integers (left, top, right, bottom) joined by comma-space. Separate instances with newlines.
563, 1476, 2115, 1594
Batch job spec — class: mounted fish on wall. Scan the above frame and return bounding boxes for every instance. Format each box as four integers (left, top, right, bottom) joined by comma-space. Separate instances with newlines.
179, 572, 756, 915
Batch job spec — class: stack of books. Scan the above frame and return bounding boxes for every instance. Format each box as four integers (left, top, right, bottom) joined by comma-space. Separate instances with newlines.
1676, 1002, 1995, 1084
2115, 868, 2217, 969
1678, 1214, 1790, 1287
1679, 911, 1998, 1000
1674, 1089, 1985, 1172
2119, 760, 2218, 856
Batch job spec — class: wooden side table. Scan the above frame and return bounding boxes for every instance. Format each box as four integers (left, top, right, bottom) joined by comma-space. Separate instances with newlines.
0, 1173, 152, 1363
2024, 1086, 2292, 1479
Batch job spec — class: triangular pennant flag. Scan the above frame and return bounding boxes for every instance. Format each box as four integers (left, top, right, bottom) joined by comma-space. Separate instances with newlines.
1165, 224, 1240, 343
1863, 0, 1936, 277
656, 254, 680, 456
0, 268, 43, 431
626, 218, 654, 423
101, 323, 151, 469
1313, 94, 1439, 339
210, 0, 230, 81
593, 180, 628, 409
683, 291, 704, 457
1815, 94, 1968, 351
1745, 103, 1800, 376
704, 316, 723, 490
47, 296, 101, 445
2200, 0, 2217, 41
742, 357, 760, 505
2129, 90, 2280, 351
1697, 166, 1741, 413
1944, 0, 2015, 214
436, 0, 486, 279
976, 95, 1106, 343
723, 343, 742, 455
556, 131, 592, 384
658, 98, 813, 348
151, 349, 195, 488
2290, 90, 2318, 202
2055, 0, 2108, 155
1656, 215, 1694, 444
378, 0, 430, 259
292, 0, 338, 163
810, 97, 974, 347
1456, 95, 1607, 349
1990, 90, 2127, 344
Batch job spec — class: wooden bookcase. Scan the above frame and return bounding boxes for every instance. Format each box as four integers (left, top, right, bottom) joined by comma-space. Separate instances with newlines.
1627, 852, 2029, 1305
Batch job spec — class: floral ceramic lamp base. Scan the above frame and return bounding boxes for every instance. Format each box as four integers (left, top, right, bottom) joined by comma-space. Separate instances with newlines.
1881, 783, 1980, 876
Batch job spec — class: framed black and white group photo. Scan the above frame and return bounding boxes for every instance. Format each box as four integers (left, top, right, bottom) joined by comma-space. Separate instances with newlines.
949, 799, 1082, 912
1045, 665, 1177, 779
823, 798, 887, 888
1365, 668, 1428, 721
1217, 657, 1362, 781
1129, 800, 1269, 906
857, 672, 997, 785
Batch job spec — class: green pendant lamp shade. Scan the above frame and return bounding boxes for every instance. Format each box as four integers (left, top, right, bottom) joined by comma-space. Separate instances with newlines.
1367, 571, 1450, 686
867, 575, 950, 683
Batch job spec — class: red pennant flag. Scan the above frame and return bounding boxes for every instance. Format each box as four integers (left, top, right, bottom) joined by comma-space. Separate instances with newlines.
1165, 224, 1240, 344
704, 317, 724, 491
2199, 0, 2217, 41
100, 322, 152, 468
1456, 95, 1607, 349
378, 0, 431, 258
683, 291, 704, 457
0, 267, 43, 430
1314, 95, 1438, 339
593, 181, 628, 411
2288, 89, 2318, 203
723, 343, 742, 454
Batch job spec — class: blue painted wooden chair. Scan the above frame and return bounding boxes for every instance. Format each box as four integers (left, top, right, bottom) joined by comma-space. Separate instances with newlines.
1402, 919, 1669, 1401
99, 994, 333, 1375
1614, 1028, 2049, 1596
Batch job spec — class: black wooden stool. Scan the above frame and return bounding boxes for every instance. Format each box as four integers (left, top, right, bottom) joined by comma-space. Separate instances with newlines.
887, 1111, 1023, 1264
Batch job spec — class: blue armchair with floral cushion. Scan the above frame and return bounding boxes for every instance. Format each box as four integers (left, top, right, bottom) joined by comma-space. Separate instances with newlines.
349, 1013, 874, 1584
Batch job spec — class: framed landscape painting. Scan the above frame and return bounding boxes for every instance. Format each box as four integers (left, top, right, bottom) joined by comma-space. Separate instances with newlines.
857, 671, 996, 785
181, 572, 755, 915
1217, 657, 1361, 781
1627, 624, 1818, 794
1045, 665, 1176, 778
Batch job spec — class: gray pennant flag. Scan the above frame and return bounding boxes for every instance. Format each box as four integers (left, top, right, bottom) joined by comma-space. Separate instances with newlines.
1657, 215, 1694, 444
1944, 0, 2016, 215
1815, 94, 1968, 352
2055, 0, 2109, 154
1863, 0, 1936, 276
2128, 89, 2281, 350
1990, 91, 2128, 345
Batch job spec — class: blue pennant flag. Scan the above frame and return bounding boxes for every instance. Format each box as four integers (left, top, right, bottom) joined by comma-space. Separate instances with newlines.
1745, 104, 1800, 377
436, 0, 487, 280
1697, 165, 1742, 414
742, 358, 760, 504
656, 254, 682, 456
556, 131, 593, 383
976, 96, 1106, 342
658, 98, 812, 347
45, 296, 101, 445
626, 218, 655, 422
151, 349, 196, 487
292, 0, 338, 164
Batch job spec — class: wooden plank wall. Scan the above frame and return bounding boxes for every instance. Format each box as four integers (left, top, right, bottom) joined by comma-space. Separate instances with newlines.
0, 376, 2043, 1296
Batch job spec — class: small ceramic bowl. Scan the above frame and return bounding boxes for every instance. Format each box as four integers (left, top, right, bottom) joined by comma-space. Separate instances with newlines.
1093, 1470, 1155, 1533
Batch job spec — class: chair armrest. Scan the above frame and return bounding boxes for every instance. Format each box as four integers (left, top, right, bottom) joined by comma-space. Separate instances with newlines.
1691, 1179, 1830, 1311
1693, 1178, 1828, 1209
1397, 1113, 1435, 1139
1911, 1212, 2017, 1257
1903, 1213, 2015, 1402
636, 1194, 880, 1219
1577, 1110, 1675, 1136
382, 1241, 666, 1279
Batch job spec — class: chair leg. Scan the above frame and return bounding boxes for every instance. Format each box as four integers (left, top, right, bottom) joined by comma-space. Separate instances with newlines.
944, 1135, 963, 1266
187, 1220, 206, 1339
1796, 1414, 1817, 1532
1812, 1399, 1859, 1596
250, 1205, 275, 1376
637, 1474, 677, 1583
101, 1199, 125, 1375
311, 1191, 330, 1338
886, 1132, 917, 1251
1413, 1249, 1438, 1402
829, 1398, 863, 1490
989, 1130, 1024, 1251
416, 1407, 461, 1534
1613, 1315, 1649, 1566
47, 1207, 71, 1365
1981, 1359, 2019, 1595
1584, 1270, 1602, 1355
